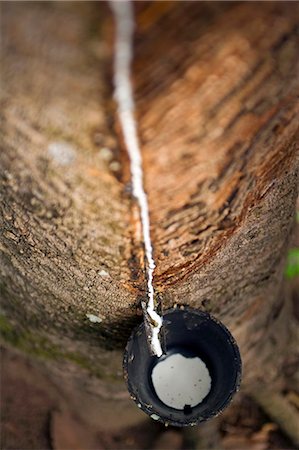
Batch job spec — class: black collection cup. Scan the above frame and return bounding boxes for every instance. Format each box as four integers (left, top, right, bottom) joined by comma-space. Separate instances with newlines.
123, 306, 242, 427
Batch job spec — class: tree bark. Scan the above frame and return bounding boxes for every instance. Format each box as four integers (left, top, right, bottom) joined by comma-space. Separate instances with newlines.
1, 0, 298, 436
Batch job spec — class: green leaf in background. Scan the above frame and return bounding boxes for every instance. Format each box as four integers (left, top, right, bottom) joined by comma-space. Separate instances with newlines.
285, 248, 299, 279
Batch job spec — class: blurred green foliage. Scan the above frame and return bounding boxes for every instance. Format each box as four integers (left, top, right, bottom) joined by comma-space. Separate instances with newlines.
285, 248, 299, 279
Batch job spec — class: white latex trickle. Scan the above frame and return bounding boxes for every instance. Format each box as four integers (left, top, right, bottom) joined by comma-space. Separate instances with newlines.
110, 1, 163, 357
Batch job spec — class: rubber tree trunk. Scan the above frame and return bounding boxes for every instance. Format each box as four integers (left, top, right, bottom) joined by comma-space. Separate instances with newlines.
1, 0, 298, 431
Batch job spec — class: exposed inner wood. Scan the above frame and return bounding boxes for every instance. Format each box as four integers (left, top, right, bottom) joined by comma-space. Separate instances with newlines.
132, 2, 298, 289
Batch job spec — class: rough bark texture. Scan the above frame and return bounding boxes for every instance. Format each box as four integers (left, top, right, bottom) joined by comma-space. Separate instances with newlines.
1, 0, 298, 435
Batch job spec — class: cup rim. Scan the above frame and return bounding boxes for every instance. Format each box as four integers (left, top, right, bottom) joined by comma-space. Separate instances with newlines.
123, 305, 242, 427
